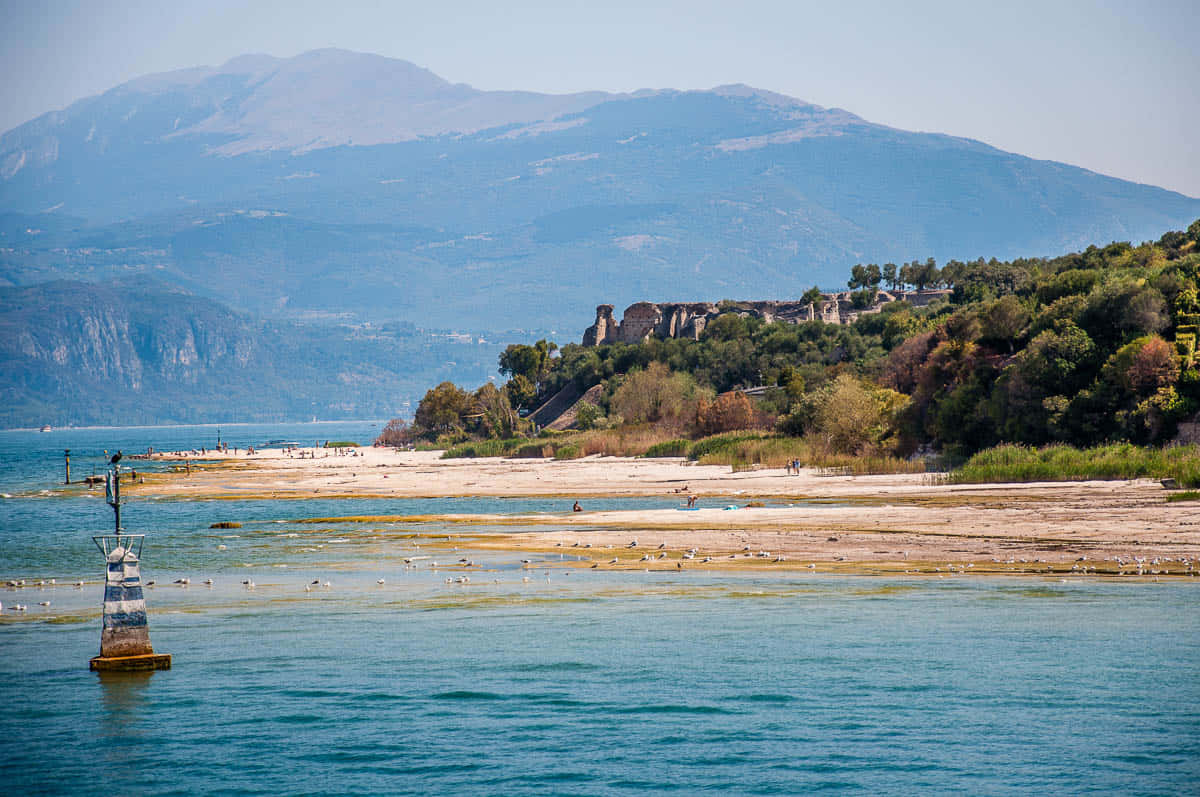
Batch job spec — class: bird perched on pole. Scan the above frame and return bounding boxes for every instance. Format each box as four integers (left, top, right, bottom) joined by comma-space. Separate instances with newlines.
110, 450, 123, 464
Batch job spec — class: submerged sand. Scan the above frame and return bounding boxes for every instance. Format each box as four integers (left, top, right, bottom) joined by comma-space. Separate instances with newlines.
103, 446, 1198, 576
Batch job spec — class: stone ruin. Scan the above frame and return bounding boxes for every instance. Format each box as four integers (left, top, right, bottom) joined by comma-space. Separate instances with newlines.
582, 290, 952, 346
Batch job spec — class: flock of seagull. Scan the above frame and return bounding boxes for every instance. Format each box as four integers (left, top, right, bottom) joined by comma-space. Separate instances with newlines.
5, 544, 1196, 615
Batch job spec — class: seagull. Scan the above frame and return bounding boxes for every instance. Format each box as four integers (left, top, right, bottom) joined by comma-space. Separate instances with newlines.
310, 579, 320, 585
322, 581, 331, 588
243, 579, 255, 589
38, 601, 50, 607
608, 557, 619, 564
174, 577, 190, 585
658, 543, 666, 549
204, 578, 213, 585
146, 580, 156, 587
377, 578, 386, 585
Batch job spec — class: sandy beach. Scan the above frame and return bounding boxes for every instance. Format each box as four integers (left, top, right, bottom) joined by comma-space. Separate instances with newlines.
112, 446, 1198, 576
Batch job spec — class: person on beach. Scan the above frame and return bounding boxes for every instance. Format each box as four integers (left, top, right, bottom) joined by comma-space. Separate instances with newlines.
573, 501, 582, 512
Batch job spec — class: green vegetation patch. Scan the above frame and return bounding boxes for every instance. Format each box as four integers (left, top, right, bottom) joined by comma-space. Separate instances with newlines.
950, 443, 1200, 487
643, 438, 691, 457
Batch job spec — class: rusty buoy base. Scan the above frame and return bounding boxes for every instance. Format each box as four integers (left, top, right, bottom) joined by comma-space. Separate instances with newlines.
89, 653, 172, 672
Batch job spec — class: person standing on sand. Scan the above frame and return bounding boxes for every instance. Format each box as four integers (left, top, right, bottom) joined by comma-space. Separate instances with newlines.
573, 501, 582, 512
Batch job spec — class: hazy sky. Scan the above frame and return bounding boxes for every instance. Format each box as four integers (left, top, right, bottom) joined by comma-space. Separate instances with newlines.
3, 0, 1198, 196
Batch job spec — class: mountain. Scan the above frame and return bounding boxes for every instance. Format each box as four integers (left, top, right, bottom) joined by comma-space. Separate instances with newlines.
2, 49, 1198, 331
0, 280, 503, 428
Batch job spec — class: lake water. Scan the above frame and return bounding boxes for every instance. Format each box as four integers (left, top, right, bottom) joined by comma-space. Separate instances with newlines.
2, 424, 1197, 794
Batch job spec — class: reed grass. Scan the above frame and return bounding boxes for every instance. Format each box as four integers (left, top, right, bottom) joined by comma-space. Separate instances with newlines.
691, 434, 927, 474
949, 443, 1200, 486
441, 438, 525, 458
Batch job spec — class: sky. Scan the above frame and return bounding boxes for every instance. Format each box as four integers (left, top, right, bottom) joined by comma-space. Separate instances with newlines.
3, 0, 1198, 197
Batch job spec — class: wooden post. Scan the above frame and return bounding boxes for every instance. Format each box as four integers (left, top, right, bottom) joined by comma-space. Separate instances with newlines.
64, 449, 71, 485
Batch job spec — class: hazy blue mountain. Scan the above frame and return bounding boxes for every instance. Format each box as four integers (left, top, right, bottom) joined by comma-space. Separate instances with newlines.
0, 280, 504, 428
2, 49, 1198, 331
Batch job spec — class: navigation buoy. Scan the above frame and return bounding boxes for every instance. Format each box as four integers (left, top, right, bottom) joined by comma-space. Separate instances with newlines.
88, 462, 171, 672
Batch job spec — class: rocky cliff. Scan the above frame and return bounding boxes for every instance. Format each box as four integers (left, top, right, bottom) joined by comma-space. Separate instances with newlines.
582, 290, 951, 345
0, 281, 501, 427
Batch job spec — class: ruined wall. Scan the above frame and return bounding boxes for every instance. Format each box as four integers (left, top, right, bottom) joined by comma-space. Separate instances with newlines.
581, 290, 952, 345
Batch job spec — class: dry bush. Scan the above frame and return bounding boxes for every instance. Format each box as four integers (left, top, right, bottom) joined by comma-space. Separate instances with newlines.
610, 362, 706, 432
375, 418, 412, 446
697, 391, 755, 435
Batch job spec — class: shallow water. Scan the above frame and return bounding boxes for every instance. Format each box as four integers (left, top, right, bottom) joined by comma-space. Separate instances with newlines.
2, 425, 1198, 794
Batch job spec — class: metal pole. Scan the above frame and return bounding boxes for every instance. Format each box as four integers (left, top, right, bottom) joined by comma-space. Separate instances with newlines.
107, 464, 122, 533
64, 449, 71, 485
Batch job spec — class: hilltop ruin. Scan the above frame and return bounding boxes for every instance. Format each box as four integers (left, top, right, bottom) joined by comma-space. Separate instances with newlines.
582, 290, 951, 345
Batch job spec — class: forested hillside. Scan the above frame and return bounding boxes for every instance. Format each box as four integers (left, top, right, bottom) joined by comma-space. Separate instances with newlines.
397, 220, 1200, 461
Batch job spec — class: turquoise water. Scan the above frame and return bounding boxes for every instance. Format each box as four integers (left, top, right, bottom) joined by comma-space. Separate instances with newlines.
2, 425, 1198, 794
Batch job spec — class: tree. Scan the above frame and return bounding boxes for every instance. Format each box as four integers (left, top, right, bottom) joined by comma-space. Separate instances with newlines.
413, 382, 472, 437
697, 391, 755, 435
848, 264, 882, 290
503, 374, 538, 412
809, 374, 906, 455
1017, 322, 1099, 395
801, 285, 824, 306
883, 263, 898, 290
498, 339, 558, 388
906, 257, 941, 290
1127, 337, 1180, 394
574, 401, 603, 430
374, 418, 411, 447
468, 382, 516, 439
610, 362, 704, 429
979, 295, 1030, 353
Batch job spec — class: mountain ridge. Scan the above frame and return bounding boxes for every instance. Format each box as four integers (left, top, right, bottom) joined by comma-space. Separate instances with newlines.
1, 50, 1197, 331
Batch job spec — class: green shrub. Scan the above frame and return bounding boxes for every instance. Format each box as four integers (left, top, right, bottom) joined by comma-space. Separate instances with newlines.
643, 439, 691, 457
441, 438, 525, 458
950, 442, 1200, 487
553, 444, 582, 460
323, 441, 360, 448
515, 442, 553, 458
687, 432, 766, 460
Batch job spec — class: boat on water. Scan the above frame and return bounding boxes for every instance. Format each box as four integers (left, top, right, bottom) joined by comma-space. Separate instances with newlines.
39, 425, 51, 432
